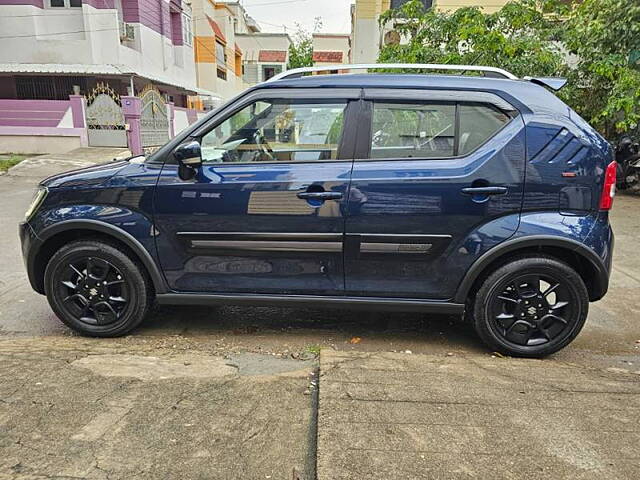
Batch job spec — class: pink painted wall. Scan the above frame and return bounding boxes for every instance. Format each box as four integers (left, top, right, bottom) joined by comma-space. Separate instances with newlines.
0, 99, 70, 127
0, 0, 44, 7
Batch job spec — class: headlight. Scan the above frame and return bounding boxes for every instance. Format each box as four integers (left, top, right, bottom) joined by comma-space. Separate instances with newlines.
24, 187, 48, 222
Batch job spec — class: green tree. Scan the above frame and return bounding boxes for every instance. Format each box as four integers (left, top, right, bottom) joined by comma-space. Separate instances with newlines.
287, 18, 322, 70
561, 0, 640, 139
377, 0, 640, 140
378, 0, 565, 78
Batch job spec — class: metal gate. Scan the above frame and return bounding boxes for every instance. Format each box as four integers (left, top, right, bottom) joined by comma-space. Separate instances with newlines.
85, 83, 127, 147
140, 85, 169, 148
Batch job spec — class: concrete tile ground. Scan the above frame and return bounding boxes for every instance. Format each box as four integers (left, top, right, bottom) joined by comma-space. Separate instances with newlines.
317, 350, 640, 479
1, 167, 640, 479
0, 337, 316, 480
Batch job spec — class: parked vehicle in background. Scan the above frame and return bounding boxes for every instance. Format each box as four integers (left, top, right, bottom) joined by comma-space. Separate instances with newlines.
615, 135, 640, 191
19, 64, 616, 357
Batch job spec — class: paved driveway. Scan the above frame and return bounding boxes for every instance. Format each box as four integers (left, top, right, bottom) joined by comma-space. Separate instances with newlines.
1, 172, 639, 479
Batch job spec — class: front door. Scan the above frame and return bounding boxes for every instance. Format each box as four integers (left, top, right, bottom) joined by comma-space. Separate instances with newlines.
154, 89, 360, 295
345, 89, 526, 299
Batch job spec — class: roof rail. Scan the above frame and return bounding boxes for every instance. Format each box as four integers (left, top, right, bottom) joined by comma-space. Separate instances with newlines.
268, 63, 519, 82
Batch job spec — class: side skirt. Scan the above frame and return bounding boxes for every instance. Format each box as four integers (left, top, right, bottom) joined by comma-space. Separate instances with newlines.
156, 293, 465, 314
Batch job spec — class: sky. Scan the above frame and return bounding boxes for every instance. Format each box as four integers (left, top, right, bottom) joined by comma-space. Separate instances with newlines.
237, 0, 353, 35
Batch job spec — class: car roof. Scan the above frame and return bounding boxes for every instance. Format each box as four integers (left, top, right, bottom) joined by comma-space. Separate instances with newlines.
255, 73, 567, 115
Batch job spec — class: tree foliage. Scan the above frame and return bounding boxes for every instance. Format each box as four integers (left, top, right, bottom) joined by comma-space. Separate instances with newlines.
378, 0, 640, 140
561, 0, 640, 138
287, 18, 322, 70
378, 0, 565, 78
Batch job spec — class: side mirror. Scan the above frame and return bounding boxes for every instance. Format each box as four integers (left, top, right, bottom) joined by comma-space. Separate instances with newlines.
174, 140, 202, 180
174, 139, 202, 166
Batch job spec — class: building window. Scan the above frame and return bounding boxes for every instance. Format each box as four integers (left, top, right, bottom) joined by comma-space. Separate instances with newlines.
262, 65, 282, 82
16, 76, 87, 100
216, 41, 227, 80
182, 14, 192, 46
50, 0, 82, 7
216, 41, 227, 68
390, 0, 432, 9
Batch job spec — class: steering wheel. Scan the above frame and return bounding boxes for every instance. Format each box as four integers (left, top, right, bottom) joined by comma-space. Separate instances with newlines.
252, 130, 275, 162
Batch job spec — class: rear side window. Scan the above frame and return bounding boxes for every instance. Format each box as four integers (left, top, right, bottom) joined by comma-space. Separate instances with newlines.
369, 101, 511, 160
371, 102, 456, 159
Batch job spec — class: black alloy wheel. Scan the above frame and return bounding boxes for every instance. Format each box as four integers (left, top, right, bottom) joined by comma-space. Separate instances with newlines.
56, 257, 129, 326
490, 273, 575, 347
473, 256, 589, 357
44, 240, 151, 337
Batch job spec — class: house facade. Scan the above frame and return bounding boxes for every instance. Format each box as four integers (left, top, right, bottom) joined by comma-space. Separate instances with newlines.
0, 0, 205, 153
0, 0, 199, 101
192, 0, 252, 109
312, 33, 351, 69
350, 0, 511, 64
235, 32, 291, 85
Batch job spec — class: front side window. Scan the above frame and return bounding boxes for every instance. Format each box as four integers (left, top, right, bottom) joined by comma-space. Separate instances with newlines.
370, 101, 511, 159
200, 99, 347, 164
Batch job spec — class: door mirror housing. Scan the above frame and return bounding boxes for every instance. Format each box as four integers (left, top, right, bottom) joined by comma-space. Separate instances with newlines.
174, 140, 202, 180
174, 139, 202, 166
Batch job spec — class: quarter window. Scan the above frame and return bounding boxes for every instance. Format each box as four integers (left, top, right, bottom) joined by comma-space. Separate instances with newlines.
200, 99, 347, 164
458, 104, 511, 156
370, 101, 511, 159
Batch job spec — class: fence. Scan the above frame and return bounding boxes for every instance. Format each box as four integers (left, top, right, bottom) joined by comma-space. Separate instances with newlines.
0, 95, 205, 155
0, 97, 87, 154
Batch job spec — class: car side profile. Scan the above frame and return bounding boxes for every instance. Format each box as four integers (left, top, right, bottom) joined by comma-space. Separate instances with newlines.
19, 64, 616, 357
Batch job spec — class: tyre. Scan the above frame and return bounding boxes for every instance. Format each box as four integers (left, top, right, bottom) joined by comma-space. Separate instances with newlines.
44, 239, 152, 337
472, 255, 589, 357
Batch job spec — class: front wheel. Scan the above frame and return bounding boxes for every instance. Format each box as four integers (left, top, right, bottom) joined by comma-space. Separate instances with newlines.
44, 240, 152, 337
472, 256, 589, 357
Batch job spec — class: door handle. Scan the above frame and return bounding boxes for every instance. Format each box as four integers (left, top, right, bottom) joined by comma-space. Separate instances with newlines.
297, 191, 343, 201
461, 186, 508, 196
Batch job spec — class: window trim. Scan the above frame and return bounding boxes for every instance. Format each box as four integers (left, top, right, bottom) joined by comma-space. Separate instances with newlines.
172, 88, 363, 166
360, 94, 519, 162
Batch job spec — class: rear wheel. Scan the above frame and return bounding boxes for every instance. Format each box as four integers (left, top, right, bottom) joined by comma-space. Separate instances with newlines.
472, 256, 588, 357
44, 240, 152, 337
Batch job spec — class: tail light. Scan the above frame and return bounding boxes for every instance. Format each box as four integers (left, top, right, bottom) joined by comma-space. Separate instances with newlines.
599, 161, 617, 210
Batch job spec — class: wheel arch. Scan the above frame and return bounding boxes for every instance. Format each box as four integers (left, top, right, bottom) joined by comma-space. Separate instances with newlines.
29, 220, 167, 295
454, 236, 609, 304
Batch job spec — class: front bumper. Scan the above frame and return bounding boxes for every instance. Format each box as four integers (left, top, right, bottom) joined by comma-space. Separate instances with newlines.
19, 221, 44, 294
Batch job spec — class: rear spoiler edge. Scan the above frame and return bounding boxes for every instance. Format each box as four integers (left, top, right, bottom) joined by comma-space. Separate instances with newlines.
524, 76, 568, 91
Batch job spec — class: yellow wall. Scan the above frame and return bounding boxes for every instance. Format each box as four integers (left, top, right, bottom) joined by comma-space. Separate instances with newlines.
194, 36, 216, 63
356, 0, 386, 20
435, 0, 510, 13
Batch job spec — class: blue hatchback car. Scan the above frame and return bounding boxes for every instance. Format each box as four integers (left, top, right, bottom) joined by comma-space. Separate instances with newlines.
19, 65, 616, 357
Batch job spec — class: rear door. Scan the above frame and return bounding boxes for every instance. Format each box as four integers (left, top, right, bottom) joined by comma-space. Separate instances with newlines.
154, 88, 360, 295
344, 88, 526, 300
